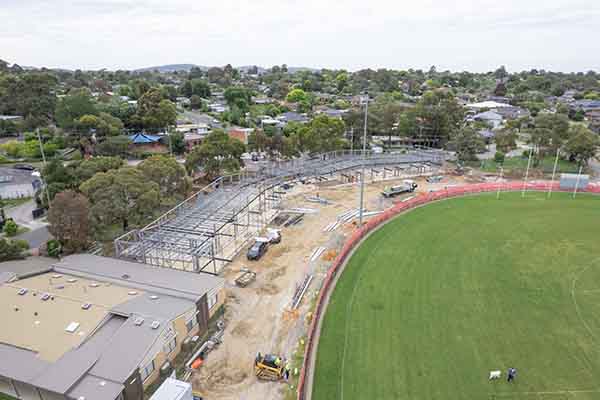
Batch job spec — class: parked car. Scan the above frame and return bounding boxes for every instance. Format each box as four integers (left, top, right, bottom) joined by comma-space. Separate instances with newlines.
426, 175, 444, 183
247, 238, 269, 260
12, 163, 36, 171
266, 228, 281, 244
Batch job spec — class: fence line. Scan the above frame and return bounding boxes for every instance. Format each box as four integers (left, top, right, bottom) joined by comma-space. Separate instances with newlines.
296, 180, 600, 400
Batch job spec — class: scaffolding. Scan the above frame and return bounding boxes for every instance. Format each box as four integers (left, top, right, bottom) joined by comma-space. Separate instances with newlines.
115, 149, 446, 274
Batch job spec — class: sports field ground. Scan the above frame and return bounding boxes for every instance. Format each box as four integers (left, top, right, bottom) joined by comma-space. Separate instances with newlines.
312, 192, 600, 400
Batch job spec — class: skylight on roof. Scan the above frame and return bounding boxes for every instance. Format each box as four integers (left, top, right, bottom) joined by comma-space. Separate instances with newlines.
65, 322, 80, 333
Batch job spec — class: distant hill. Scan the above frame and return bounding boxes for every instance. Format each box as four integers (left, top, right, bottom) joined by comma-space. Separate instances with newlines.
133, 64, 209, 73
134, 64, 321, 74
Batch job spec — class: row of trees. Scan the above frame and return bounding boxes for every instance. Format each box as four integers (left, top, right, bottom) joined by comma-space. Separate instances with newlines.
46, 155, 191, 252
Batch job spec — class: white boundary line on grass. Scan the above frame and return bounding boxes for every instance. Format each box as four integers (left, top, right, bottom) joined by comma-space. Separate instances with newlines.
571, 264, 598, 342
489, 389, 600, 397
339, 239, 386, 400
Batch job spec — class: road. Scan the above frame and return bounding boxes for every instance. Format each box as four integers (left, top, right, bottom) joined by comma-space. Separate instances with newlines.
5, 199, 51, 248
16, 226, 51, 248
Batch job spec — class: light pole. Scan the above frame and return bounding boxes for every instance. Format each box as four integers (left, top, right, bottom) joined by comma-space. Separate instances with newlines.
36, 128, 51, 207
358, 93, 369, 226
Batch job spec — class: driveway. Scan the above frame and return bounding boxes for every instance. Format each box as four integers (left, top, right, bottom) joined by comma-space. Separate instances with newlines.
6, 199, 48, 230
16, 226, 51, 249
5, 199, 51, 248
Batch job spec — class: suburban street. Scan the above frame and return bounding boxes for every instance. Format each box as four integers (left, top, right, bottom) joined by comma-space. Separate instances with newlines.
5, 199, 51, 248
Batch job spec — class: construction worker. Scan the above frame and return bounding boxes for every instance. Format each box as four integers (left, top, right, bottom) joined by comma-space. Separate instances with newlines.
275, 356, 282, 367
284, 362, 291, 380
507, 367, 517, 382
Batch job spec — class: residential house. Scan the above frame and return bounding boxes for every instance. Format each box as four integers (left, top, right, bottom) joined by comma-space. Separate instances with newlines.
228, 128, 254, 145
128, 133, 168, 154
494, 106, 530, 120
0, 115, 23, 122
277, 112, 310, 124
0, 254, 225, 400
472, 111, 503, 129
0, 167, 42, 199
315, 107, 347, 119
478, 129, 496, 144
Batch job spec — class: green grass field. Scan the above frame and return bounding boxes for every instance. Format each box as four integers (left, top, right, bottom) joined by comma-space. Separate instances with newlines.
313, 192, 600, 400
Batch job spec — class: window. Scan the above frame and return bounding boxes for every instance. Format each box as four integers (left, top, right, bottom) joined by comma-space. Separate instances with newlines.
186, 317, 198, 332
207, 292, 218, 309
164, 336, 177, 354
140, 360, 155, 382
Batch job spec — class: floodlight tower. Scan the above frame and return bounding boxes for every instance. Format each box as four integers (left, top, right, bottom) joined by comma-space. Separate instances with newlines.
358, 92, 369, 226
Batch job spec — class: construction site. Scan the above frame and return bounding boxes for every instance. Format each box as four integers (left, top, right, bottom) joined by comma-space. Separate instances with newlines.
114, 149, 468, 400
114, 150, 445, 274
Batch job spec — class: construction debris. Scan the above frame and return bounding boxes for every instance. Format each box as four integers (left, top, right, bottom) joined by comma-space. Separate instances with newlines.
235, 269, 257, 287
309, 246, 326, 262
291, 274, 313, 309
304, 195, 331, 205
284, 214, 304, 227
284, 207, 318, 214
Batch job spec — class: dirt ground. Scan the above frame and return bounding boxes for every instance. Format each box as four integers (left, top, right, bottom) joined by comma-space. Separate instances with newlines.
190, 170, 468, 400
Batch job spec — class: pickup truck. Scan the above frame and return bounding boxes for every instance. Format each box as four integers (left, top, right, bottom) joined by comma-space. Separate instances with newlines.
381, 180, 418, 198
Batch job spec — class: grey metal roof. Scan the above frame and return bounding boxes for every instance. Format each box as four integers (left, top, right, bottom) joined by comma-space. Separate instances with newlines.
31, 315, 126, 394
0, 167, 41, 186
112, 292, 194, 321
88, 315, 164, 383
54, 254, 224, 301
0, 256, 55, 278
473, 111, 503, 120
0, 271, 16, 283
67, 374, 124, 400
0, 343, 50, 383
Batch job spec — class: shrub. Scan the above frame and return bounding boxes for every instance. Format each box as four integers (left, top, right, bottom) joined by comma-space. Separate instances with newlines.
14, 239, 30, 250
0, 238, 27, 261
3, 220, 18, 237
46, 239, 62, 258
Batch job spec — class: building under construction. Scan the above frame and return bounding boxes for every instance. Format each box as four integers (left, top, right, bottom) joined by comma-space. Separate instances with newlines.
115, 150, 446, 274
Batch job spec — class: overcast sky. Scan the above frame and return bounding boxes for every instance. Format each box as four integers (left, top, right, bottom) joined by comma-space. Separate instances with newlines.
1, 0, 599, 72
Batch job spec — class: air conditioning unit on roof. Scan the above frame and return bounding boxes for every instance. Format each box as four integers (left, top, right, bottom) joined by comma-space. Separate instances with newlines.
151, 321, 160, 329
134, 317, 144, 326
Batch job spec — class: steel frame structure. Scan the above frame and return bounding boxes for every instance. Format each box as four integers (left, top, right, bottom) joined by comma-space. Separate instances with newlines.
115, 149, 447, 274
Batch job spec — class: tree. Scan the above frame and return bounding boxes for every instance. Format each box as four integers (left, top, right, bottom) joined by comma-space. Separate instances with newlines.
494, 151, 505, 164
136, 88, 177, 129
75, 156, 124, 184
190, 95, 203, 109
96, 136, 131, 157
190, 79, 211, 98
414, 90, 464, 146
494, 130, 517, 153
80, 167, 160, 231
0, 72, 58, 128
565, 125, 599, 166
47, 190, 91, 253
299, 115, 346, 153
286, 88, 308, 103
138, 155, 190, 205
494, 82, 507, 97
185, 130, 245, 180
527, 113, 570, 161
55, 88, 97, 129
169, 132, 186, 155
449, 127, 485, 162
224, 87, 252, 112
